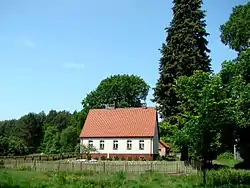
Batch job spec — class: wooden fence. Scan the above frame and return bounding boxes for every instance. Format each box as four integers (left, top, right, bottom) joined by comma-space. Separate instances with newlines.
1, 159, 199, 174
0, 153, 79, 161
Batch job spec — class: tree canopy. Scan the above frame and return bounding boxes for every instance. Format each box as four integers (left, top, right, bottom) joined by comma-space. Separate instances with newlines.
220, 2, 250, 52
82, 74, 149, 109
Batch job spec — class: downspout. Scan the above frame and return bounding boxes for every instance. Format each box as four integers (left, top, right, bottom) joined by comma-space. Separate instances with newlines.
151, 137, 153, 158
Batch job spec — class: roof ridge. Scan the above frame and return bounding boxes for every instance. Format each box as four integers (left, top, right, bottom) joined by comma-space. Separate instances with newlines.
89, 107, 156, 111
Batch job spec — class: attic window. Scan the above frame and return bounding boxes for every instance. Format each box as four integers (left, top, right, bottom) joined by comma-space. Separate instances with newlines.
113, 140, 118, 150
139, 140, 144, 150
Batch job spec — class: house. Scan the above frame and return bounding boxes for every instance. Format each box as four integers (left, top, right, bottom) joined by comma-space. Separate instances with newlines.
79, 106, 159, 160
158, 139, 170, 157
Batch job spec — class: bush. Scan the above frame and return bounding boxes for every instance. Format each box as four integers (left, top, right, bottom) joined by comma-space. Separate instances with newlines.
134, 156, 139, 161
165, 155, 178, 161
128, 157, 133, 161
207, 169, 250, 186
156, 156, 163, 161
87, 154, 92, 160
121, 156, 126, 161
100, 156, 106, 160
0, 160, 4, 168
217, 152, 234, 160
140, 157, 146, 161
114, 156, 119, 161
107, 157, 113, 161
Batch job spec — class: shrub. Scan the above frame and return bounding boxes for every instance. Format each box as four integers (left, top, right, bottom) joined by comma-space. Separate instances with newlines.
156, 156, 163, 161
217, 152, 234, 160
207, 169, 250, 186
94, 157, 99, 160
87, 154, 92, 160
134, 156, 139, 161
0, 160, 4, 168
108, 157, 113, 161
100, 156, 106, 161
114, 156, 119, 161
140, 157, 146, 161
165, 155, 178, 161
121, 156, 126, 161
128, 157, 133, 161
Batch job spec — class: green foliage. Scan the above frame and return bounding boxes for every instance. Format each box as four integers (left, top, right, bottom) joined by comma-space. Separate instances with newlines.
153, 0, 211, 119
127, 157, 132, 161
100, 156, 107, 161
134, 156, 139, 161
76, 144, 97, 160
220, 2, 250, 52
60, 126, 78, 153
82, 74, 149, 110
2, 168, 250, 187
114, 156, 119, 161
217, 152, 234, 160
0, 109, 83, 156
121, 156, 126, 161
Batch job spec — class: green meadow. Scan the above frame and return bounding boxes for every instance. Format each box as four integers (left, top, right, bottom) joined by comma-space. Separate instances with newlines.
1, 168, 250, 188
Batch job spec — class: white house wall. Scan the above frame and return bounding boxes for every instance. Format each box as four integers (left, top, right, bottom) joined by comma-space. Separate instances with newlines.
80, 137, 153, 154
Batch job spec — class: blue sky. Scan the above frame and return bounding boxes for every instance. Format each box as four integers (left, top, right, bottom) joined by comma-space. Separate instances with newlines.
0, 0, 247, 120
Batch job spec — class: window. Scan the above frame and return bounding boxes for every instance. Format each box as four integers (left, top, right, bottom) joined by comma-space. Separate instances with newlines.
88, 140, 93, 148
127, 140, 132, 150
113, 140, 118, 150
100, 140, 104, 150
139, 140, 144, 150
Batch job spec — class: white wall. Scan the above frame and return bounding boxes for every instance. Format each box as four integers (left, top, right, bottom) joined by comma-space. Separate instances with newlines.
80, 137, 153, 154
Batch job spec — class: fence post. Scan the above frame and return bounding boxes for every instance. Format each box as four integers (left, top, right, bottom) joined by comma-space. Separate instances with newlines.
57, 160, 60, 172
15, 158, 17, 169
103, 161, 106, 172
33, 160, 36, 171
125, 162, 128, 172
72, 162, 74, 172
150, 161, 153, 172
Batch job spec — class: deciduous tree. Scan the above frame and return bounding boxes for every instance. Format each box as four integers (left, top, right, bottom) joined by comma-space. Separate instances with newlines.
220, 2, 250, 53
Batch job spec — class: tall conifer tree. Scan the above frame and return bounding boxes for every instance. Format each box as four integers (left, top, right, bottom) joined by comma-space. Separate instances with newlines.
153, 0, 211, 119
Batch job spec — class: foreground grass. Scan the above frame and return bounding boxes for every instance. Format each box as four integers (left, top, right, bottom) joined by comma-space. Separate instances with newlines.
1, 168, 250, 188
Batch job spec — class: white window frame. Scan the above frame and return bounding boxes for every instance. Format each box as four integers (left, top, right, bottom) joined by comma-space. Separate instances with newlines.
113, 140, 118, 150
139, 140, 144, 150
100, 140, 104, 150
88, 140, 93, 148
127, 140, 132, 150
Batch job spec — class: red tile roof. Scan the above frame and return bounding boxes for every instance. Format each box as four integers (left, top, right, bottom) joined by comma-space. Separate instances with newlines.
80, 107, 157, 138
159, 139, 169, 148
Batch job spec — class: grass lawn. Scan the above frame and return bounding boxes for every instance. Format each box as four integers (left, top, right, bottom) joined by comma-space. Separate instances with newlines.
213, 159, 242, 168
1, 168, 250, 187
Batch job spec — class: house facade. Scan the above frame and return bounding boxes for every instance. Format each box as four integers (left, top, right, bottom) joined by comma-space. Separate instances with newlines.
79, 106, 159, 160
